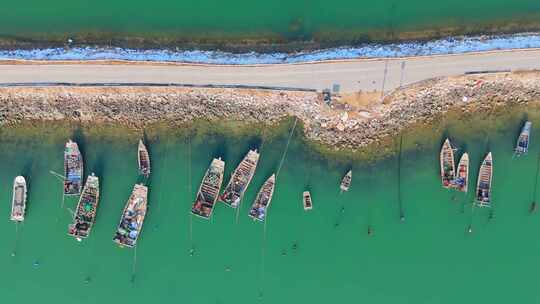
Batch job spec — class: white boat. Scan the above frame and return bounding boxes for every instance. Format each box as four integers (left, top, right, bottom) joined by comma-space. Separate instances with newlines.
340, 170, 352, 192
303, 191, 313, 211
440, 138, 456, 189
476, 153, 493, 207
10, 176, 27, 222
515, 121, 532, 156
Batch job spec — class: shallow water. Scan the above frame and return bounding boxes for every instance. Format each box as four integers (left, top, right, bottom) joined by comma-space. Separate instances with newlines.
1, 111, 540, 303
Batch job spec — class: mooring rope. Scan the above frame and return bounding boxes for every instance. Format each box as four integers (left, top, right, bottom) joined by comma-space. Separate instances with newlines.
131, 245, 138, 284
397, 134, 405, 221
532, 153, 540, 207
276, 117, 298, 178
187, 135, 194, 254
155, 135, 172, 216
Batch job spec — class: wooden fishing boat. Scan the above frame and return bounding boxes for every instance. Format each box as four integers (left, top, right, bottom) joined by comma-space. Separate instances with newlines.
515, 121, 532, 156
440, 138, 456, 188
249, 174, 276, 222
113, 184, 148, 248
340, 170, 352, 192
452, 153, 469, 192
68, 174, 100, 241
220, 150, 259, 208
138, 139, 151, 177
10, 176, 27, 222
64, 140, 83, 195
475, 152, 493, 207
303, 191, 313, 211
191, 158, 225, 219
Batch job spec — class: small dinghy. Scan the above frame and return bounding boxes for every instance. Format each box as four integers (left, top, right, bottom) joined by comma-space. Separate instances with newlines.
476, 152, 493, 207
340, 170, 352, 192
303, 191, 313, 211
138, 139, 151, 178
515, 121, 532, 156
453, 153, 469, 192
10, 176, 27, 222
440, 138, 456, 189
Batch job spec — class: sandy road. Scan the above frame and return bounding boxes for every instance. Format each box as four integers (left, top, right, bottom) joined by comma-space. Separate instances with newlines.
0, 49, 539, 93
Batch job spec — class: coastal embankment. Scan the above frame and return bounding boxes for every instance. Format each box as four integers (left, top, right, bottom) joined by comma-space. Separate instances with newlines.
2, 71, 539, 158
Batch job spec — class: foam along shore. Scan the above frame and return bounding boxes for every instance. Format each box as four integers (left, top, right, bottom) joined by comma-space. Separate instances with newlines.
1, 33, 540, 65
0, 71, 539, 153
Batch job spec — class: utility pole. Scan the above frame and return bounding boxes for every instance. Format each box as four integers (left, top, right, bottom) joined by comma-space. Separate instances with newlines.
399, 61, 406, 88
380, 59, 389, 103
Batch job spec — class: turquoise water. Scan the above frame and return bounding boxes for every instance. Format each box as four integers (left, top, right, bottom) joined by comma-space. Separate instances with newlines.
2, 0, 540, 44
1, 112, 540, 303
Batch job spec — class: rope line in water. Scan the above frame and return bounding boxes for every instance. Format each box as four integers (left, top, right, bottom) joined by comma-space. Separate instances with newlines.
131, 245, 138, 284
155, 135, 172, 216
532, 153, 540, 203
187, 136, 194, 252
276, 117, 298, 178
397, 134, 405, 221
258, 117, 298, 301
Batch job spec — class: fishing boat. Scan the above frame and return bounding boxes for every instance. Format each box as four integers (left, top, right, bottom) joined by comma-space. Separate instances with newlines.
452, 153, 469, 192
138, 139, 151, 177
475, 152, 493, 207
10, 176, 27, 222
440, 138, 456, 188
340, 170, 352, 192
68, 174, 100, 241
303, 191, 313, 211
191, 158, 225, 219
515, 121, 532, 156
249, 174, 276, 222
64, 140, 83, 195
113, 184, 148, 248
220, 150, 260, 208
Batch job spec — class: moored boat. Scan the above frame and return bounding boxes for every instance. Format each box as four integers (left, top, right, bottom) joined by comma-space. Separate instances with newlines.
453, 153, 469, 192
10, 176, 27, 222
68, 174, 100, 241
138, 139, 151, 177
113, 184, 148, 248
249, 174, 276, 222
340, 170, 352, 192
191, 158, 225, 219
303, 191, 313, 211
515, 121, 532, 156
476, 152, 493, 207
440, 138, 456, 188
220, 150, 259, 208
64, 140, 83, 195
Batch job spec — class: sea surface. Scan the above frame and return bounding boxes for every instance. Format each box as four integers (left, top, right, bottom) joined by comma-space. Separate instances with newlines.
2, 0, 540, 42
2, 108, 540, 303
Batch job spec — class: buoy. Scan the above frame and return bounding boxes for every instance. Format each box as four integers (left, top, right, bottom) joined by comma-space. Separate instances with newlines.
33, 260, 40, 267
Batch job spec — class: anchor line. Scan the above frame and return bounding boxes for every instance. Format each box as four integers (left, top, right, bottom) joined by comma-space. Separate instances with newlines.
187, 135, 194, 250
397, 134, 404, 220
532, 153, 540, 202
276, 116, 298, 178
131, 245, 138, 283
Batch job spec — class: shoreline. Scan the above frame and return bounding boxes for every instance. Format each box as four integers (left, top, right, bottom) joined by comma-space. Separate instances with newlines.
2, 71, 539, 162
1, 32, 540, 65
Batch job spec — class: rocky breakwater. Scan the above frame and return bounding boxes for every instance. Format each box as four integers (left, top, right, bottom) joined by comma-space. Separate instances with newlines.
306, 71, 540, 149
0, 70, 539, 151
